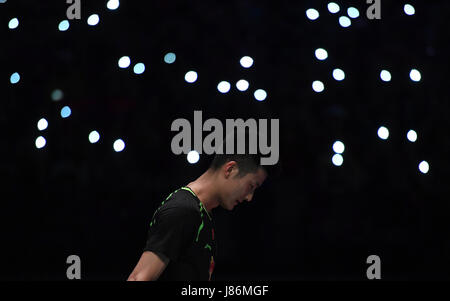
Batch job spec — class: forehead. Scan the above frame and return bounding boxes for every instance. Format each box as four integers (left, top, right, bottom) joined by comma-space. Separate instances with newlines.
242, 168, 267, 184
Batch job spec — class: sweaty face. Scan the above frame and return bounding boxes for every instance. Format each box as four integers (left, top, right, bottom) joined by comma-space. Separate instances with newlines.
220, 167, 267, 211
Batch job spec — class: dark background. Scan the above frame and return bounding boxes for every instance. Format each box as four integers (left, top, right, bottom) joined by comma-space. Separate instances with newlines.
1, 0, 449, 280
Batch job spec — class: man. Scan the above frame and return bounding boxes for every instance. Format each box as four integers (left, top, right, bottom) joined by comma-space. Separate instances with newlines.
127, 153, 269, 281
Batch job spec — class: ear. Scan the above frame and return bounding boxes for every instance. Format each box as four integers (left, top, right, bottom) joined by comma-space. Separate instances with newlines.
223, 161, 237, 179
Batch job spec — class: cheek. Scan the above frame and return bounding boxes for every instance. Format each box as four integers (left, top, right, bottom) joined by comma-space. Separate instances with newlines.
239, 181, 248, 192
226, 184, 239, 199
241, 184, 250, 197
229, 182, 243, 199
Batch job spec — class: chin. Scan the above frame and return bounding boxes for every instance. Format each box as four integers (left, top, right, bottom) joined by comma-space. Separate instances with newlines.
220, 199, 237, 211
219, 202, 233, 211
227, 203, 235, 211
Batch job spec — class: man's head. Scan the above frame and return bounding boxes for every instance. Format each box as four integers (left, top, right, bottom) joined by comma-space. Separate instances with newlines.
209, 154, 268, 211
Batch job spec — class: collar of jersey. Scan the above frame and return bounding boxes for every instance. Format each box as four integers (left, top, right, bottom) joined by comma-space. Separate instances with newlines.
181, 186, 212, 221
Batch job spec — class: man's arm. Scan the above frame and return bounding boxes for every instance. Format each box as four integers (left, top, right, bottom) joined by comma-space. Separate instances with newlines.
127, 251, 169, 281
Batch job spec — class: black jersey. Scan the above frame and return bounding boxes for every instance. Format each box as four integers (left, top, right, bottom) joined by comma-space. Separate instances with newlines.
143, 187, 217, 281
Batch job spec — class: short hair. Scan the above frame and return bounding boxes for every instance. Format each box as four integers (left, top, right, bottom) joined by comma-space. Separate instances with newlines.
210, 153, 263, 177
208, 127, 279, 177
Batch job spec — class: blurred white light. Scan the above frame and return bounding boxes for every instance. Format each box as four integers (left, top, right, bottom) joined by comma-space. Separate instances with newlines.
185, 71, 198, 83
118, 56, 130, 68
37, 118, 48, 131
10, 72, 20, 84
404, 4, 415, 15
35, 136, 46, 149
51, 89, 64, 101
61, 106, 71, 118
187, 150, 200, 164
217, 81, 231, 93
0, 0, 8, 3
315, 48, 328, 61
347, 7, 360, 18
240, 56, 254, 68
407, 130, 417, 142
312, 80, 324, 93
236, 79, 249, 91
380, 70, 392, 82
377, 126, 389, 140
164, 52, 176, 64
87, 14, 99, 26
333, 68, 345, 81
418, 161, 429, 174
333, 141, 345, 154
332, 154, 344, 166
339, 16, 351, 27
328, 3, 340, 14
410, 69, 421, 82
8, 17, 19, 29
107, 0, 120, 10
58, 20, 70, 31
113, 139, 125, 152
306, 8, 320, 20
133, 63, 145, 74
89, 131, 100, 144
254, 89, 267, 101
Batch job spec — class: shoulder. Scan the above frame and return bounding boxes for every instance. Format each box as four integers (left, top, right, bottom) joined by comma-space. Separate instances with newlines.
157, 189, 200, 220
165, 188, 199, 211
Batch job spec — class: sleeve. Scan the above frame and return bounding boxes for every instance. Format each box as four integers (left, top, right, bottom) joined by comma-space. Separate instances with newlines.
143, 204, 200, 262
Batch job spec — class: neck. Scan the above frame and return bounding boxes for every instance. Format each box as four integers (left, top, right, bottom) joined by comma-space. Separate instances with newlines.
186, 169, 220, 213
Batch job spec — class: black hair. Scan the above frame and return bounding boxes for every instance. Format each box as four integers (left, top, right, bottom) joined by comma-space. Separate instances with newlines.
210, 153, 263, 177
208, 127, 280, 178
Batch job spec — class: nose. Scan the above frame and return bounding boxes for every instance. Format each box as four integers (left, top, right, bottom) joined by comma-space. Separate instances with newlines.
246, 193, 254, 202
